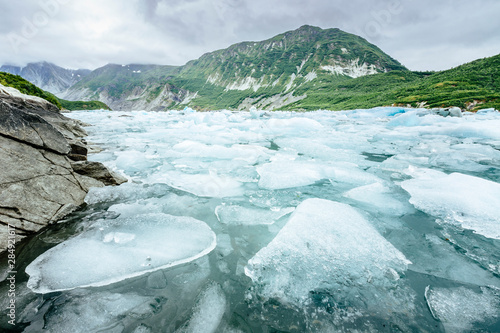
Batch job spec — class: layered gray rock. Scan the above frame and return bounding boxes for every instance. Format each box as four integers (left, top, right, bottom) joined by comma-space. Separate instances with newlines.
71, 161, 128, 186
0, 84, 125, 252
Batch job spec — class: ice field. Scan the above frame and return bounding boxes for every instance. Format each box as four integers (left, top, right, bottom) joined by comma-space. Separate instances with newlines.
2, 107, 500, 332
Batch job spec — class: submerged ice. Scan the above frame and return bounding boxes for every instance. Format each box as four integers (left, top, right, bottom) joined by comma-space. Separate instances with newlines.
10, 107, 500, 332
425, 286, 500, 333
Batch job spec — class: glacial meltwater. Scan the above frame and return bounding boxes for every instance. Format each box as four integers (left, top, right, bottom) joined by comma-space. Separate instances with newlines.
1, 107, 500, 332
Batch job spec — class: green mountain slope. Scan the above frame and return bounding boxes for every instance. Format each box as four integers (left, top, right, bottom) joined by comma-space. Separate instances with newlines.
177, 25, 404, 90
287, 54, 500, 111
66, 25, 406, 110
0, 72, 110, 111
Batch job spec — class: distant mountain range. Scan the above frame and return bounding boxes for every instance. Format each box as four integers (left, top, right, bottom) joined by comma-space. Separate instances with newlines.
2, 25, 499, 111
0, 62, 91, 95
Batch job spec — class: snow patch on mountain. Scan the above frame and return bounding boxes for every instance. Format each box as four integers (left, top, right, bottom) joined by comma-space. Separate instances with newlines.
321, 58, 380, 78
305, 71, 317, 82
225, 75, 267, 92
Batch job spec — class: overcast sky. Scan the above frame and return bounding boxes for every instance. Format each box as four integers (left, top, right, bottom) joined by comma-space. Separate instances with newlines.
1, 0, 499, 71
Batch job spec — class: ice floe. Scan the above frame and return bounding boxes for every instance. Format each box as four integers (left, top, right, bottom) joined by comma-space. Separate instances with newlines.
401, 168, 500, 239
26, 213, 216, 293
245, 199, 411, 308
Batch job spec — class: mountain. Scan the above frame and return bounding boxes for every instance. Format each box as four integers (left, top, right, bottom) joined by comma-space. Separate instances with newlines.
0, 62, 91, 96
58, 25, 500, 111
62, 63, 182, 111
64, 25, 406, 110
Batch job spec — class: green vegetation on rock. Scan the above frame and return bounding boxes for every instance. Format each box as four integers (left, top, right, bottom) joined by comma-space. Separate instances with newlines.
58, 99, 111, 111
0, 72, 62, 108
0, 71, 111, 111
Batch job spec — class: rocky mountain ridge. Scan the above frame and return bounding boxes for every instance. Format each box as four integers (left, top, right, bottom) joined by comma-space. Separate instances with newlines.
0, 62, 91, 96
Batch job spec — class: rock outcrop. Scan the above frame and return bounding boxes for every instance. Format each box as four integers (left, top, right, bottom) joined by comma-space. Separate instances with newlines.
0, 84, 125, 252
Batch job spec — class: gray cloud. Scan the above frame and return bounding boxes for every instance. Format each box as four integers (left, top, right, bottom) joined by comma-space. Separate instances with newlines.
0, 0, 499, 71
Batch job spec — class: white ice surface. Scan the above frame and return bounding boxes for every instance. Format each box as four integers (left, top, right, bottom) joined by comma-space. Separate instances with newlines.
150, 170, 245, 198
26, 213, 216, 293
245, 198, 411, 305
343, 182, 413, 216
401, 168, 500, 239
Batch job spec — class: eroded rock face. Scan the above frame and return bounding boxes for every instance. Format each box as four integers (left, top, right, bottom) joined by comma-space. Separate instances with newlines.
0, 84, 124, 252
71, 161, 128, 186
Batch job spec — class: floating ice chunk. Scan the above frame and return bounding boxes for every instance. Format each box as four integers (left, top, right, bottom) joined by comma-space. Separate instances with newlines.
85, 183, 172, 205
183, 106, 196, 113
264, 117, 323, 134
401, 169, 500, 239
476, 108, 499, 114
108, 201, 163, 217
177, 283, 227, 333
425, 286, 500, 333
172, 141, 269, 164
249, 106, 264, 119
387, 111, 426, 127
343, 182, 413, 216
245, 199, 410, 306
215, 204, 294, 225
133, 324, 153, 333
342, 107, 410, 119
441, 119, 500, 140
26, 213, 216, 293
115, 150, 159, 173
426, 143, 500, 173
328, 163, 383, 185
152, 170, 244, 198
401, 234, 500, 287
257, 161, 330, 190
42, 290, 161, 333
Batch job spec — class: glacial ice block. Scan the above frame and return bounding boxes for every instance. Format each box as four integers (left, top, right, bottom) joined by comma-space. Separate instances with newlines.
177, 282, 227, 333
256, 161, 327, 190
215, 204, 294, 226
343, 182, 413, 216
401, 169, 500, 239
244, 198, 410, 305
256, 160, 380, 190
425, 286, 500, 333
152, 170, 244, 198
26, 213, 216, 293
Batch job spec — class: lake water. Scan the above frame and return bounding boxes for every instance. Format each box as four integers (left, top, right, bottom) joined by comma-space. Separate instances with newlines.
2, 107, 500, 332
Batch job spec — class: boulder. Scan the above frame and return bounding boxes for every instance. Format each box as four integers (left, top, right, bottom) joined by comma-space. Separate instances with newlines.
71, 161, 127, 186
448, 107, 463, 117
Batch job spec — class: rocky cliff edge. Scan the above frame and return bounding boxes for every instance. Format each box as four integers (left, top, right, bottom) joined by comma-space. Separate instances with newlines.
0, 84, 126, 252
